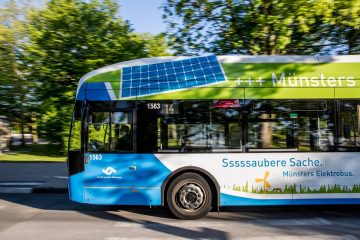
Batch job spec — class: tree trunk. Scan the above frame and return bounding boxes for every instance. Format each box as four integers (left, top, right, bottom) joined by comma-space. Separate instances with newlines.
31, 112, 38, 144
20, 113, 25, 146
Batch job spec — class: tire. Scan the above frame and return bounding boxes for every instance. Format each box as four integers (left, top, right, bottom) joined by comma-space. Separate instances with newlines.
167, 173, 212, 220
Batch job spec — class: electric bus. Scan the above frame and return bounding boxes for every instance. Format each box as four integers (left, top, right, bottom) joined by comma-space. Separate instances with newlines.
68, 55, 360, 219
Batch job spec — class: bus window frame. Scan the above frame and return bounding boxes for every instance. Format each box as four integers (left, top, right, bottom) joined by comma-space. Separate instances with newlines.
85, 107, 136, 154
79, 99, 360, 154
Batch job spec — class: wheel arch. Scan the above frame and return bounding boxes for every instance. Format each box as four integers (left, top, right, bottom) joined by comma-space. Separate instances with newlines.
161, 166, 220, 210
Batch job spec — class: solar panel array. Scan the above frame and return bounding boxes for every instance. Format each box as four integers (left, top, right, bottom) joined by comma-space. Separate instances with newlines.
121, 55, 226, 97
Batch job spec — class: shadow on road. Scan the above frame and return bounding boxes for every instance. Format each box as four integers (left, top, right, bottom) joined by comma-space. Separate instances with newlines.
0, 194, 230, 239
1, 194, 360, 239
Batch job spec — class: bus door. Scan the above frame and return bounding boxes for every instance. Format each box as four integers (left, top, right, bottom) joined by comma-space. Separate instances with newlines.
84, 111, 136, 204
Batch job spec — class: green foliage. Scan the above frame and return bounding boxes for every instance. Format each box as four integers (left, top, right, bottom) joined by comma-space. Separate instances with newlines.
0, 1, 36, 146
242, 181, 249, 192
162, 0, 360, 55
20, 0, 169, 151
0, 144, 66, 162
233, 184, 240, 191
230, 182, 360, 194
327, 0, 360, 54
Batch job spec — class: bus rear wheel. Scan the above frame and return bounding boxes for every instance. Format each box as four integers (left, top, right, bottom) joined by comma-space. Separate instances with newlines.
167, 173, 212, 220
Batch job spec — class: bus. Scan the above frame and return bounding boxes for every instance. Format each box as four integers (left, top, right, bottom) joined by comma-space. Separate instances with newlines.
68, 55, 360, 219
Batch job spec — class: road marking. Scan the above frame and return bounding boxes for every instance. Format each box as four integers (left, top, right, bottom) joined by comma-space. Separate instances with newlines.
0, 182, 42, 193
0, 187, 33, 193
114, 222, 140, 228
0, 182, 42, 186
234, 235, 358, 240
106, 237, 357, 240
266, 217, 332, 226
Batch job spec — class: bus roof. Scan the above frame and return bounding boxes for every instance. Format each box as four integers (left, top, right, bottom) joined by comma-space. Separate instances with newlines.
76, 55, 360, 101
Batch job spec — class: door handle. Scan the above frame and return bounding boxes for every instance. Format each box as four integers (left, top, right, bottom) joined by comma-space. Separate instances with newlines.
129, 166, 136, 170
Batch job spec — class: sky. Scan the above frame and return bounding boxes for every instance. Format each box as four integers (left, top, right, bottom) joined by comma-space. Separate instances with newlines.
119, 0, 166, 35
0, 0, 167, 35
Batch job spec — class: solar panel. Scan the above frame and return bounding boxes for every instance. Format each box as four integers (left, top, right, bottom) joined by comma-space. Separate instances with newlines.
121, 55, 226, 98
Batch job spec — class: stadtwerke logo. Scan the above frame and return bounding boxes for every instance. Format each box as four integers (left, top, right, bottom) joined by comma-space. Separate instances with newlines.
102, 167, 117, 176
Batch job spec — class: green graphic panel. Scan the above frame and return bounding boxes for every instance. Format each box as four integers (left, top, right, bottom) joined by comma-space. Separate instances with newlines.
245, 88, 334, 99
319, 63, 360, 78
335, 88, 360, 98
136, 86, 245, 100
222, 63, 320, 80
86, 70, 121, 98
80, 61, 360, 100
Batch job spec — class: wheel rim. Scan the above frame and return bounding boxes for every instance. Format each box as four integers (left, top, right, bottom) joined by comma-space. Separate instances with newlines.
177, 183, 206, 211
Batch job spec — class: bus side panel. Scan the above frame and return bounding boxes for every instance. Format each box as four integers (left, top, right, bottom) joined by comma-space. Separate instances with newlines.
68, 172, 84, 203
220, 193, 292, 206
156, 152, 360, 206
292, 198, 360, 205
83, 153, 171, 205
83, 188, 162, 205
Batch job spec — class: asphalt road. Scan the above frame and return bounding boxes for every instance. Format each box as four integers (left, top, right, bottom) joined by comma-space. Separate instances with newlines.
0, 194, 359, 240
0, 162, 68, 193
0, 162, 67, 182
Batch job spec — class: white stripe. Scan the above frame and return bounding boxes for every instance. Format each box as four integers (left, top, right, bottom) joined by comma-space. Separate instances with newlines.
104, 82, 116, 100
0, 187, 33, 193
233, 235, 358, 240
105, 235, 356, 240
218, 55, 360, 63
218, 55, 318, 63
0, 182, 41, 186
114, 222, 140, 228
216, 55, 228, 82
119, 69, 122, 98
318, 55, 360, 63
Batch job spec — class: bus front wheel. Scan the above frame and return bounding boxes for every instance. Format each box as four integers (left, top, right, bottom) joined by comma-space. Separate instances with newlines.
167, 173, 212, 220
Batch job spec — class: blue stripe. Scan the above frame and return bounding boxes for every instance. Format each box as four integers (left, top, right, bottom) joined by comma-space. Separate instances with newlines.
220, 193, 360, 206
68, 172, 84, 203
76, 82, 111, 100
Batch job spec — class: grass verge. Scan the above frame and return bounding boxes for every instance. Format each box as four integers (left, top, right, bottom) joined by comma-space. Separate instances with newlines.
0, 144, 66, 162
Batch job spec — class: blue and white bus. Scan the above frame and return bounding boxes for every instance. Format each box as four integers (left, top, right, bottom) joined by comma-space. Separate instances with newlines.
68, 55, 360, 219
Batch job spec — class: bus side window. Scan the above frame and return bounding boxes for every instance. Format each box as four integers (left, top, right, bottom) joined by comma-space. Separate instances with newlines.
337, 101, 360, 151
247, 100, 335, 152
69, 119, 81, 151
112, 112, 133, 152
88, 112, 110, 152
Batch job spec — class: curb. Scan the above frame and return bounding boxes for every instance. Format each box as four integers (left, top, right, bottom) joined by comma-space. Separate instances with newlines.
0, 187, 33, 194
0, 179, 68, 194
32, 187, 68, 194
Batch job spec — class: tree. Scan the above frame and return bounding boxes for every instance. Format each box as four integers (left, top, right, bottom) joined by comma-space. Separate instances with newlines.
23, 0, 169, 150
0, 0, 33, 146
162, 0, 339, 55
327, 0, 360, 54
